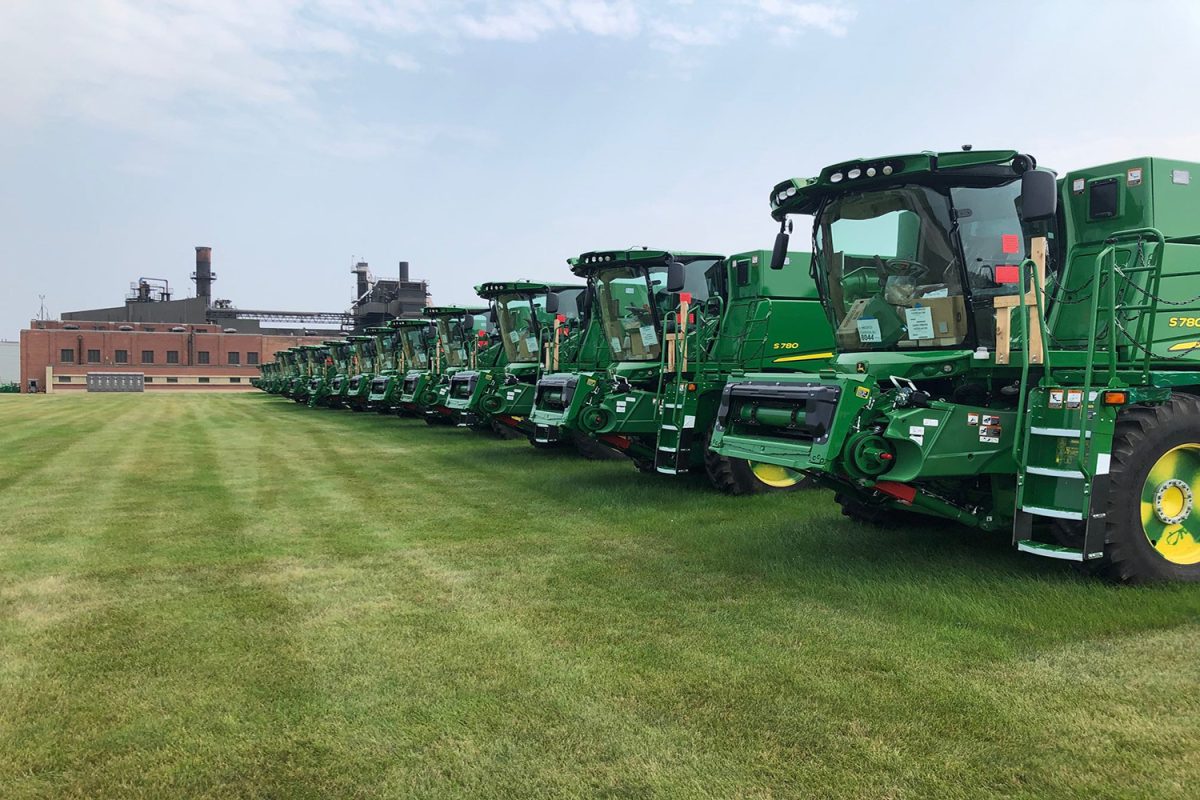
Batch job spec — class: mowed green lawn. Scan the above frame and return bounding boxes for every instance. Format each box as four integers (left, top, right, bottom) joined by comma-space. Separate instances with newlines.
1, 394, 1198, 799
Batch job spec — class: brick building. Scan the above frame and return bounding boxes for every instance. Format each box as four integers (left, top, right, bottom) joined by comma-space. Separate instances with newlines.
20, 320, 327, 393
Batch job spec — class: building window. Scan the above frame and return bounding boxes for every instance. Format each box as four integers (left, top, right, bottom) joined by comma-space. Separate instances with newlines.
57, 376, 71, 383
198, 377, 210, 384
87, 349, 101, 363
167, 350, 180, 364
145, 377, 154, 383
228, 352, 240, 365
60, 349, 75, 363
141, 350, 154, 364
115, 350, 128, 364
166, 377, 179, 384
197, 351, 210, 364
143, 326, 155, 332
247, 352, 259, 365
229, 377, 242, 383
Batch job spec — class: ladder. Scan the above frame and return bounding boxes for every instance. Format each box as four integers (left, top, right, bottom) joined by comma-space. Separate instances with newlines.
1010, 229, 1165, 561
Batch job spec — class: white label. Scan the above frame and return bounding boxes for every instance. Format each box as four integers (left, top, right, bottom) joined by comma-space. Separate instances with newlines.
922, 288, 949, 299
1072, 177, 1086, 193
611, 336, 623, 352
905, 306, 935, 340
615, 402, 627, 413
856, 318, 882, 343
625, 287, 635, 294
909, 425, 925, 436
508, 330, 520, 343
506, 391, 515, 400
923, 418, 939, 427
1128, 167, 1143, 185
525, 337, 538, 354
458, 349, 468, 361
1174, 169, 1191, 185
683, 414, 696, 429
639, 325, 659, 348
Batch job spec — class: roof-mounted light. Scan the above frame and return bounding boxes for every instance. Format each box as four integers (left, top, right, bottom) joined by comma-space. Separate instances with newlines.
848, 168, 862, 179
866, 167, 876, 177
830, 172, 843, 183
882, 165, 893, 176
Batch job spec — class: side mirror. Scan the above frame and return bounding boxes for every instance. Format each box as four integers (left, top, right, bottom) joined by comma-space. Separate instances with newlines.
544, 292, 560, 314
488, 307, 497, 323
666, 262, 686, 293
770, 230, 790, 270
1021, 168, 1058, 222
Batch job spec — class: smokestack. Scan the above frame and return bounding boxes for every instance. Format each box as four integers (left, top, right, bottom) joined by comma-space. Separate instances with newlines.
398, 260, 410, 282
193, 246, 214, 303
353, 261, 370, 301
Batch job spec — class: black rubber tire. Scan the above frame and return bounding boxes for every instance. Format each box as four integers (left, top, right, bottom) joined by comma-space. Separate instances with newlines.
1102, 393, 1200, 583
489, 418, 525, 440
702, 427, 814, 495
570, 431, 624, 461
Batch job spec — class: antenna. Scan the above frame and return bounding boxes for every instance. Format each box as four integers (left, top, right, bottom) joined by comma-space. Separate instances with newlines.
38, 295, 47, 321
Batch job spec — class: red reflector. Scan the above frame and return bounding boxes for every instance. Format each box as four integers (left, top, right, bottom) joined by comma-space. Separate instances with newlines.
679, 292, 692, 304
1102, 390, 1129, 405
994, 265, 1020, 284
875, 480, 917, 505
1001, 234, 1020, 254
688, 313, 695, 324
556, 314, 566, 323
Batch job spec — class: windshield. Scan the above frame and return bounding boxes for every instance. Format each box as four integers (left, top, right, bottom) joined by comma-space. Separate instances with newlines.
436, 317, 471, 368
814, 180, 1028, 352
496, 292, 542, 363
401, 327, 430, 368
595, 266, 669, 361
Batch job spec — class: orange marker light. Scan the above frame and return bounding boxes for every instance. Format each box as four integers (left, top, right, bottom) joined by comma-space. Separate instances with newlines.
687, 383, 696, 391
1102, 390, 1129, 406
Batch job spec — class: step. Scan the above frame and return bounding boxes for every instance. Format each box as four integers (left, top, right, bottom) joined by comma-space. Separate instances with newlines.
1029, 426, 1091, 439
1016, 539, 1084, 562
1021, 504, 1085, 521
1025, 466, 1086, 479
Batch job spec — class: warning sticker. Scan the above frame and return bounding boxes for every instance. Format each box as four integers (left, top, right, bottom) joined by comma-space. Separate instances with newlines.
979, 425, 1001, 444
1066, 390, 1083, 409
1049, 389, 1065, 408
1001, 234, 1020, 254
639, 325, 659, 348
982, 414, 1000, 426
905, 306, 935, 340
855, 386, 871, 399
525, 336, 538, 354
967, 412, 980, 425
856, 318, 882, 343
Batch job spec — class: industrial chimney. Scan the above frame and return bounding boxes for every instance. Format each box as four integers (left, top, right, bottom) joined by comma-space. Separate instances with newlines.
352, 261, 371, 304
193, 246, 215, 303
398, 260, 410, 282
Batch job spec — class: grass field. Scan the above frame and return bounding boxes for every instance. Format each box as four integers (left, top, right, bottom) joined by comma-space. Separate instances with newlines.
1, 393, 1198, 799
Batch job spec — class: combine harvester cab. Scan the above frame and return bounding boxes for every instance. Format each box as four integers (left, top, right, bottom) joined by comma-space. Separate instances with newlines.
395, 320, 439, 416
365, 326, 403, 412
712, 149, 1200, 582
344, 335, 377, 411
461, 281, 586, 435
421, 306, 495, 425
572, 249, 835, 492
293, 346, 324, 403
527, 249, 721, 453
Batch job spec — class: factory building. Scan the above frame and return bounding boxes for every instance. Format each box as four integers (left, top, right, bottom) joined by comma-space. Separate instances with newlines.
20, 246, 431, 393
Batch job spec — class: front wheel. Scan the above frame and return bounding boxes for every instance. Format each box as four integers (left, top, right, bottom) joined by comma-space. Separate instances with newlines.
703, 427, 814, 495
1103, 394, 1200, 583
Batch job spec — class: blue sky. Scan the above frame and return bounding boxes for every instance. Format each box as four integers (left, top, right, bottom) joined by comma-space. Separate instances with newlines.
2, 0, 1198, 338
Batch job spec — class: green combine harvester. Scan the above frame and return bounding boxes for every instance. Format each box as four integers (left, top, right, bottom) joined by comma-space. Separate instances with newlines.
365, 325, 404, 412
567, 248, 835, 491
342, 335, 377, 410
711, 148, 1200, 582
527, 250, 723, 458
393, 319, 439, 415
314, 340, 352, 408
302, 344, 336, 407
447, 281, 586, 434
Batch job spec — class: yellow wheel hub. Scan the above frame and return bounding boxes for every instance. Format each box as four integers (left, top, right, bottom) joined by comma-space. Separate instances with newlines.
1140, 445, 1200, 565
749, 461, 805, 489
